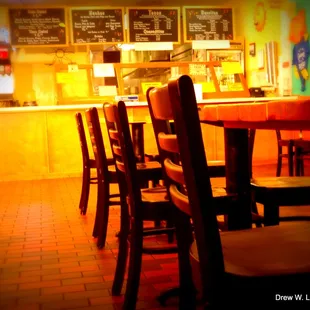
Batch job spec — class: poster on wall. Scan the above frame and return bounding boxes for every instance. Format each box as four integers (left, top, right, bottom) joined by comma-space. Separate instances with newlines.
183, 7, 234, 42
127, 7, 180, 43
70, 7, 125, 45
289, 9, 309, 92
8, 8, 68, 47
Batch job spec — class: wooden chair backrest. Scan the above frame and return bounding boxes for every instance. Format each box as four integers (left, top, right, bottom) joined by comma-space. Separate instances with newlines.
103, 102, 142, 218
148, 75, 225, 296
85, 108, 109, 180
146, 87, 178, 187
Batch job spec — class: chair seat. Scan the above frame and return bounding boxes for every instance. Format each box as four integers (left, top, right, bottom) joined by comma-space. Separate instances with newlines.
294, 139, 310, 151
141, 186, 168, 202
251, 177, 310, 189
137, 161, 162, 170
208, 160, 226, 177
190, 222, 310, 277
136, 161, 163, 181
251, 177, 310, 206
212, 187, 237, 214
208, 160, 225, 166
141, 185, 234, 217
140, 186, 172, 221
278, 139, 294, 147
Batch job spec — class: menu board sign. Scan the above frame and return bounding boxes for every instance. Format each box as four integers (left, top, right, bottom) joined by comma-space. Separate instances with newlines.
183, 7, 233, 42
127, 7, 180, 43
70, 7, 125, 45
9, 8, 67, 46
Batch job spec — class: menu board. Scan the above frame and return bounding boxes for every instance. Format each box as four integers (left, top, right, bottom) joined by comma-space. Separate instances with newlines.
70, 7, 125, 45
128, 7, 180, 43
183, 7, 233, 42
8, 8, 67, 47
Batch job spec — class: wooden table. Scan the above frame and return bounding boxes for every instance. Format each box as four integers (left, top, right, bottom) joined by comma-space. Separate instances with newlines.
200, 99, 310, 230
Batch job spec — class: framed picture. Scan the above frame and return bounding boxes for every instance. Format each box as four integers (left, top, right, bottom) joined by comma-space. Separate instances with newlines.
249, 42, 256, 56
258, 49, 264, 69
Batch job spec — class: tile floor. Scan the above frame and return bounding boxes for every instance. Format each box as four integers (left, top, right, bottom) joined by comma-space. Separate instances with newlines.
0, 164, 310, 310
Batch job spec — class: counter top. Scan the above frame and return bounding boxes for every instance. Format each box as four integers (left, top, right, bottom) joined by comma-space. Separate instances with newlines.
0, 96, 299, 113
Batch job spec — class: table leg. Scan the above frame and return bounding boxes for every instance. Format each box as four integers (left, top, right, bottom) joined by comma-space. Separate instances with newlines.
131, 123, 145, 163
224, 128, 252, 230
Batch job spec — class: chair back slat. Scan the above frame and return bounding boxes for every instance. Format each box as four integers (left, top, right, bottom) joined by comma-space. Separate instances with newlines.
103, 102, 142, 218
109, 129, 119, 141
85, 108, 109, 179
112, 144, 122, 157
147, 86, 173, 120
115, 160, 126, 173
148, 75, 225, 298
75, 112, 91, 165
169, 183, 192, 216
163, 158, 185, 185
146, 86, 178, 192
158, 133, 179, 153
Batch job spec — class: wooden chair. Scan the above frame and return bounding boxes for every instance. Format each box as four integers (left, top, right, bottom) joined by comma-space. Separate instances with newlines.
275, 130, 294, 176
146, 91, 226, 178
153, 75, 310, 308
147, 89, 261, 227
103, 102, 177, 309
84, 108, 121, 249
147, 88, 252, 232
294, 138, 310, 176
75, 112, 98, 215
248, 130, 310, 225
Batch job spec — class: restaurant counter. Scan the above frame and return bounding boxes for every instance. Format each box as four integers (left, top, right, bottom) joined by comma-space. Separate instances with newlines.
0, 96, 304, 181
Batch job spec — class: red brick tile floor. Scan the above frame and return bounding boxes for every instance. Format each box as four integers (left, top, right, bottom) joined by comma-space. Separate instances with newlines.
0, 164, 310, 310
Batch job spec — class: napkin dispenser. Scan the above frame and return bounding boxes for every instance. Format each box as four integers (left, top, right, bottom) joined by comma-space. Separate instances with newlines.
249, 87, 265, 97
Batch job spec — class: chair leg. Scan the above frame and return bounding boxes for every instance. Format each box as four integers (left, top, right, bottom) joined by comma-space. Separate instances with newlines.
159, 209, 196, 309
177, 215, 196, 309
79, 166, 90, 215
154, 220, 161, 228
276, 156, 282, 177
166, 219, 175, 243
112, 184, 129, 296
92, 179, 103, 238
300, 159, 305, 176
295, 147, 301, 176
123, 219, 143, 310
288, 143, 294, 176
92, 177, 109, 243
96, 181, 110, 249
157, 287, 180, 306
251, 196, 262, 228
263, 203, 279, 226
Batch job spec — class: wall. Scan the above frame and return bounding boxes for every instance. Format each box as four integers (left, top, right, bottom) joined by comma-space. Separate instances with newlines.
291, 0, 310, 95
237, 0, 295, 92
1, 1, 297, 103
1, 1, 239, 106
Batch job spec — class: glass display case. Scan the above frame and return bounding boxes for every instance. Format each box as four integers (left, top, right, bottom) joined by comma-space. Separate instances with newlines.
55, 61, 249, 104
115, 61, 249, 101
